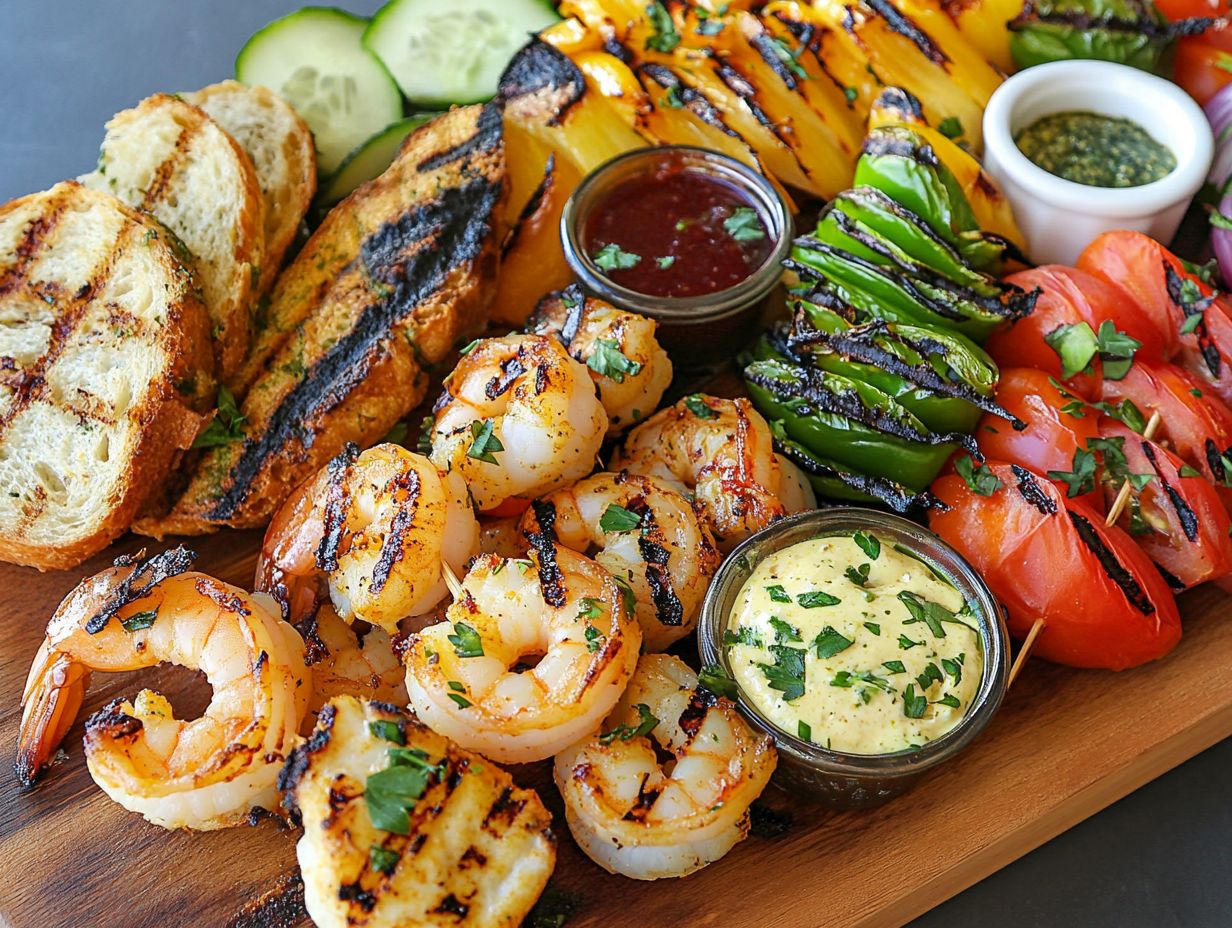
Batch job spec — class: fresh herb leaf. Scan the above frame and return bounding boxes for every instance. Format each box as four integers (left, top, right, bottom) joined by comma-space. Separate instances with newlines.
192, 385, 246, 448
416, 414, 434, 454
578, 597, 604, 620
831, 669, 892, 692
1095, 320, 1141, 380
446, 682, 472, 708
955, 455, 1003, 496
645, 1, 681, 52
941, 657, 962, 685
934, 693, 962, 709
662, 84, 684, 108
797, 720, 812, 742
599, 703, 659, 743
593, 242, 642, 271
898, 634, 923, 650
656, 255, 676, 269
902, 684, 927, 719
368, 720, 405, 745
381, 421, 408, 446
1211, 210, 1232, 231
588, 338, 643, 383
916, 661, 944, 691
684, 394, 718, 419
758, 645, 807, 701
599, 503, 642, 533
1047, 447, 1097, 497
448, 622, 484, 658
812, 625, 854, 658
370, 845, 399, 874
844, 563, 871, 587
797, 590, 841, 608
613, 575, 638, 615
766, 583, 792, 603
897, 591, 953, 638
883, 660, 907, 674
723, 206, 767, 243
120, 610, 157, 632
585, 623, 605, 653
1181, 311, 1205, 335
764, 35, 809, 80
1060, 399, 1087, 418
699, 663, 738, 699
853, 531, 881, 560
864, 621, 881, 635
1090, 398, 1148, 433
1179, 464, 1203, 478
844, 85, 858, 102
467, 419, 503, 464
769, 616, 803, 643
1044, 322, 1098, 380
938, 116, 963, 139
365, 751, 436, 834
724, 625, 764, 648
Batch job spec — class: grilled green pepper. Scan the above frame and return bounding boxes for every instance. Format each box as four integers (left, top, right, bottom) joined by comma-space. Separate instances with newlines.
1008, 0, 1184, 73
743, 359, 967, 490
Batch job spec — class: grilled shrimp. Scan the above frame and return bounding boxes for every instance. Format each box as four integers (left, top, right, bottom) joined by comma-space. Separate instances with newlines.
528, 286, 672, 433
300, 607, 407, 714
520, 473, 721, 651
554, 653, 777, 880
611, 394, 817, 547
281, 696, 556, 928
16, 548, 309, 830
403, 541, 642, 763
256, 442, 479, 635
428, 334, 607, 511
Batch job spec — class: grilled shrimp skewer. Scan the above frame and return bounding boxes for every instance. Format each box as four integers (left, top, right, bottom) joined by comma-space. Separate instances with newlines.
521, 473, 721, 651
256, 442, 478, 635
428, 333, 607, 512
282, 696, 556, 928
299, 608, 407, 714
17, 548, 309, 830
612, 394, 816, 547
555, 654, 777, 880
528, 286, 672, 433
404, 541, 642, 763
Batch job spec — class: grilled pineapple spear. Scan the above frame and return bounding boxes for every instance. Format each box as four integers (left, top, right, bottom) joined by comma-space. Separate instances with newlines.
281, 696, 556, 928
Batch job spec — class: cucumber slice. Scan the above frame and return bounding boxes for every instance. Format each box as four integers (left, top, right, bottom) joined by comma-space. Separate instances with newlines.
318, 115, 431, 206
363, 0, 559, 107
236, 7, 403, 176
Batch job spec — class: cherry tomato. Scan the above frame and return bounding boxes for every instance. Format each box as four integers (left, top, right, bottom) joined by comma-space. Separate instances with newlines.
977, 367, 1104, 509
930, 461, 1182, 670
1078, 230, 1232, 406
1099, 361, 1232, 514
1174, 37, 1232, 106
1153, 0, 1228, 17
1099, 420, 1232, 589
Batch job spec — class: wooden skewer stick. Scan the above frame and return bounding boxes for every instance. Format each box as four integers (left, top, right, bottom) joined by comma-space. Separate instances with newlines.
1008, 618, 1046, 689
1104, 410, 1163, 527
441, 560, 464, 600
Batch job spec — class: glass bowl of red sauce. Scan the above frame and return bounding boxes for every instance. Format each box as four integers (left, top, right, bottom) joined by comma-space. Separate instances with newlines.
561, 146, 793, 367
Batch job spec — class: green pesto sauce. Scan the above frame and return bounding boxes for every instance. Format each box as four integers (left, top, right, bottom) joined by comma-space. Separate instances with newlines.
1014, 111, 1176, 188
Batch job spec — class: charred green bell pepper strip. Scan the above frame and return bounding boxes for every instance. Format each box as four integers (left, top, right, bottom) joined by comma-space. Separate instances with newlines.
787, 237, 1033, 343
743, 359, 969, 490
770, 427, 937, 514
854, 127, 1011, 273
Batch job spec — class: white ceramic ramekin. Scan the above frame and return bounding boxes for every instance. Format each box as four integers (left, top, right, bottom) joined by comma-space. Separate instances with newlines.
982, 59, 1214, 266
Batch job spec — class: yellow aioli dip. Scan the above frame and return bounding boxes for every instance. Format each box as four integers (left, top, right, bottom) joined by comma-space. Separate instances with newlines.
725, 533, 981, 754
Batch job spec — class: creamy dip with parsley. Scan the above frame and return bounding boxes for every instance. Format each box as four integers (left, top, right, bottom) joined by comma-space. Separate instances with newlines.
725, 532, 981, 754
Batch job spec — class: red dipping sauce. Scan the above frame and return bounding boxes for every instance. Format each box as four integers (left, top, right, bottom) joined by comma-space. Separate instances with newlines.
580, 153, 776, 298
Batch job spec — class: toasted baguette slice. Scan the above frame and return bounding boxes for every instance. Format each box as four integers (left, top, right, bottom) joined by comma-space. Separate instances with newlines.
182, 80, 316, 282
79, 93, 264, 386
139, 103, 506, 535
0, 182, 215, 570
281, 697, 556, 928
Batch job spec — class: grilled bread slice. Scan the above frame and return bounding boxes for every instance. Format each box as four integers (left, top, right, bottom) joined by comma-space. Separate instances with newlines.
182, 80, 316, 282
140, 103, 506, 535
0, 182, 215, 570
79, 93, 264, 386
280, 696, 556, 928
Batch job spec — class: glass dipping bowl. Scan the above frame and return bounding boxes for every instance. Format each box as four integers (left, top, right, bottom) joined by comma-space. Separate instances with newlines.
698, 508, 1010, 810
560, 145, 793, 369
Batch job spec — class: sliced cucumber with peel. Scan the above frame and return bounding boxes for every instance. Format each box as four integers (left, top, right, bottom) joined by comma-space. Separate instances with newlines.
363, 0, 559, 107
236, 7, 403, 176
319, 115, 431, 206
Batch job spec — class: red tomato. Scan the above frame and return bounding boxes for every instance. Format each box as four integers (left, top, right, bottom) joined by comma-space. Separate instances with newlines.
930, 461, 1182, 670
977, 368, 1104, 509
481, 497, 531, 518
1099, 420, 1232, 589
1099, 361, 1232, 513
1077, 230, 1232, 405
1174, 37, 1232, 106
1154, 0, 1228, 17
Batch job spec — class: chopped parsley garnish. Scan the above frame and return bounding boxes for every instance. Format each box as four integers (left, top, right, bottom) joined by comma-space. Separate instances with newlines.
1088, 436, 1154, 491
864, 621, 881, 635
723, 206, 767, 243
934, 694, 962, 709
370, 845, 400, 875
764, 35, 810, 80
882, 660, 907, 674
797, 720, 812, 742
955, 455, 1003, 496
765, 583, 792, 603
844, 563, 871, 587
192, 385, 246, 448
577, 597, 604, 620
902, 684, 927, 719
724, 625, 764, 648
368, 719, 405, 745
797, 590, 841, 608
1090, 397, 1148, 433
898, 591, 959, 639
812, 625, 854, 659
1047, 447, 1097, 497
645, 1, 681, 52
613, 575, 638, 615
120, 610, 157, 632
446, 681, 472, 708
1179, 464, 1203, 478
758, 645, 807, 701
599, 503, 642, 533
1043, 320, 1139, 381
467, 419, 503, 464
656, 255, 676, 269
769, 616, 803, 643
830, 669, 892, 695
584, 623, 605, 653
853, 531, 881, 560
938, 116, 964, 139
941, 657, 962, 685
447, 622, 484, 658
898, 634, 923, 650
593, 242, 642, 271
599, 703, 659, 743
916, 661, 944, 691
684, 393, 718, 419
588, 338, 643, 383
365, 748, 438, 833
699, 663, 738, 699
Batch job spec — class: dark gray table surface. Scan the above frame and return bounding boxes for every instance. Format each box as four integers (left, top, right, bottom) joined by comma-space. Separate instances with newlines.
2, 2, 1229, 926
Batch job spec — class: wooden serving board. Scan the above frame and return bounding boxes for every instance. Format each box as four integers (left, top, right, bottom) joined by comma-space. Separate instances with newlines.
2, 527, 1231, 928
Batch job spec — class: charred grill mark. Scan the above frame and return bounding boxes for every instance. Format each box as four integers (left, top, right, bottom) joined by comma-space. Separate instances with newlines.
483, 787, 527, 830
535, 363, 549, 395
715, 58, 791, 148
338, 883, 378, 913
204, 176, 502, 521
417, 102, 502, 173
1011, 465, 1058, 515
526, 500, 567, 607
84, 546, 197, 634
866, 0, 949, 65
499, 39, 586, 126
0, 199, 66, 298
277, 702, 338, 819
560, 284, 586, 347
253, 649, 268, 682
1068, 511, 1157, 615
604, 37, 634, 64
1159, 565, 1186, 592
83, 697, 143, 743
637, 522, 684, 627
294, 601, 328, 665
485, 355, 525, 400
1164, 262, 1221, 377
1142, 442, 1199, 541
637, 63, 742, 137
774, 438, 939, 514
1204, 438, 1231, 484
141, 119, 195, 209
861, 128, 940, 167
433, 895, 470, 919
679, 689, 718, 743
316, 443, 359, 573
370, 468, 421, 596
1011, 0, 1214, 38
873, 86, 924, 120
460, 846, 488, 867
622, 776, 660, 823
751, 33, 804, 90
196, 578, 253, 617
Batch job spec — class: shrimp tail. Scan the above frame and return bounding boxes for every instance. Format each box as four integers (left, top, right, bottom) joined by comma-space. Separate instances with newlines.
15, 640, 89, 788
